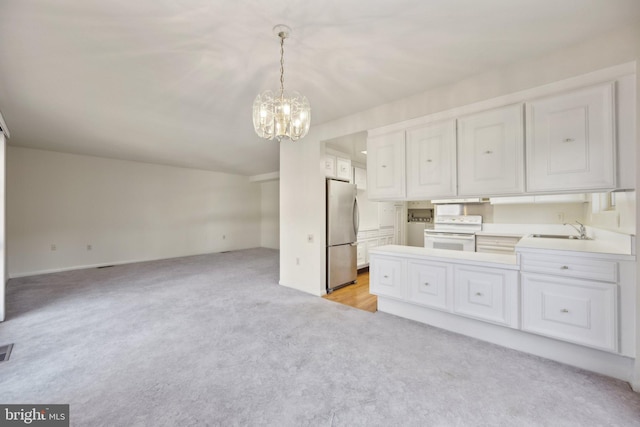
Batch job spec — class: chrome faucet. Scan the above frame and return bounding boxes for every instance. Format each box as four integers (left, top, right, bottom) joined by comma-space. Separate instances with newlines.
563, 220, 588, 240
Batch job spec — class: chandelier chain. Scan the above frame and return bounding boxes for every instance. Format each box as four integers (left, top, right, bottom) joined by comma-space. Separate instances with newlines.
279, 33, 285, 99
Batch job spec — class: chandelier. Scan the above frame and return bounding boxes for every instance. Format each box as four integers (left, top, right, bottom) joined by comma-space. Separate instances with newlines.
253, 25, 310, 142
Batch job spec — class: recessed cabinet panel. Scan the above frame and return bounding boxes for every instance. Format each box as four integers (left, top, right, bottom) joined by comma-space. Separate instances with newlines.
324, 155, 336, 177
369, 255, 405, 300
520, 253, 617, 283
526, 82, 615, 192
406, 119, 457, 199
366, 131, 406, 200
457, 104, 524, 196
407, 260, 452, 311
453, 265, 519, 328
522, 273, 618, 352
547, 107, 588, 175
336, 157, 352, 182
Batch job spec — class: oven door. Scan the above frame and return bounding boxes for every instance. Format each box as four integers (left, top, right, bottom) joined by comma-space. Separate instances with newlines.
424, 232, 476, 252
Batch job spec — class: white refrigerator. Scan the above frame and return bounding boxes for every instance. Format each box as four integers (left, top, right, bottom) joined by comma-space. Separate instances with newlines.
326, 179, 359, 293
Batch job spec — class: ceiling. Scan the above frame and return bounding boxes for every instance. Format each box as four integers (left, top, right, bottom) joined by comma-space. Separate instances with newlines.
1, 1, 639, 176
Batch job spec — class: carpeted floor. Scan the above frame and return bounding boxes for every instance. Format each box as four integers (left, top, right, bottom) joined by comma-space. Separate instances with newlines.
1, 248, 639, 426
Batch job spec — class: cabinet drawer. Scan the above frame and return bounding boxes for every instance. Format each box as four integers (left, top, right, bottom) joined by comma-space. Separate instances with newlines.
521, 273, 618, 352
453, 265, 519, 328
520, 253, 617, 282
408, 260, 452, 311
369, 255, 405, 300
475, 235, 521, 254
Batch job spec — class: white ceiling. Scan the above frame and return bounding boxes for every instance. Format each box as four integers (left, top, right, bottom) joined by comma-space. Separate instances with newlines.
1, 1, 639, 176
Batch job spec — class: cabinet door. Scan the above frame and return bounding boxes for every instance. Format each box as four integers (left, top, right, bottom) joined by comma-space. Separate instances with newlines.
366, 131, 406, 200
356, 242, 367, 268
453, 265, 519, 328
526, 82, 615, 192
369, 255, 405, 299
365, 239, 379, 264
324, 155, 336, 177
378, 202, 395, 228
336, 157, 352, 182
408, 260, 452, 311
457, 104, 524, 196
406, 119, 457, 199
521, 273, 617, 352
353, 166, 367, 190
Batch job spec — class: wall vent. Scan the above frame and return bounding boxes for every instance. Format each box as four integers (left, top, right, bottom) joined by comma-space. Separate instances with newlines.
0, 343, 14, 362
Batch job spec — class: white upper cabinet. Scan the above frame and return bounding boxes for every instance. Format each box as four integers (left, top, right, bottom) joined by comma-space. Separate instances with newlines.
336, 157, 352, 182
406, 119, 457, 199
366, 131, 406, 200
457, 104, 525, 196
353, 166, 367, 190
525, 82, 616, 192
323, 155, 336, 177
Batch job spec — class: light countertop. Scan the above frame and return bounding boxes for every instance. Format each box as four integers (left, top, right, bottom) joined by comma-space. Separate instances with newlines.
516, 236, 635, 260
369, 245, 519, 269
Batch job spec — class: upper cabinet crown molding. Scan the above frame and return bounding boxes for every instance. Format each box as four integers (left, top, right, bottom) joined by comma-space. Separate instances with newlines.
525, 82, 616, 192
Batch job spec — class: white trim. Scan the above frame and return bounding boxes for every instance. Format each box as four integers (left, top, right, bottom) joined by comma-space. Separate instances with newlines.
7, 249, 257, 279
368, 61, 636, 137
378, 296, 635, 384
0, 110, 9, 139
249, 171, 279, 182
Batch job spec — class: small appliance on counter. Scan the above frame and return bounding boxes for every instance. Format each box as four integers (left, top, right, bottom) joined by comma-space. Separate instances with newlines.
326, 179, 359, 293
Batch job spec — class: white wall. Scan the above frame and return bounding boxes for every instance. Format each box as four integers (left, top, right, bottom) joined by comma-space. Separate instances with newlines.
7, 147, 262, 277
280, 23, 640, 297
260, 180, 279, 249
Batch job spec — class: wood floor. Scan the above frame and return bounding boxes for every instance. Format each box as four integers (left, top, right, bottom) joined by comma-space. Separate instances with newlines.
322, 269, 377, 312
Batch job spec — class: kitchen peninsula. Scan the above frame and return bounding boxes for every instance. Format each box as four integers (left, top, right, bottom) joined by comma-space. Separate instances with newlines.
369, 227, 636, 383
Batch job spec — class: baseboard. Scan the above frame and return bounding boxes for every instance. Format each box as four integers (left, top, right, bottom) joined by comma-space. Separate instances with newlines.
8, 247, 269, 279
378, 297, 636, 384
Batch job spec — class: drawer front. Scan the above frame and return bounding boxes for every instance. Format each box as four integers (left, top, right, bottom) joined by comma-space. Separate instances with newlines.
475, 235, 521, 254
520, 253, 617, 282
408, 260, 452, 311
521, 273, 618, 352
370, 255, 405, 299
453, 265, 519, 328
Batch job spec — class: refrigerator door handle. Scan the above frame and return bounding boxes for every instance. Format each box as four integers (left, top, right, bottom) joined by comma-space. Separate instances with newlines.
353, 198, 360, 236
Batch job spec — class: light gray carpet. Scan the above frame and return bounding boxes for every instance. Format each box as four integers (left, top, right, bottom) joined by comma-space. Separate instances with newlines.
1, 248, 639, 426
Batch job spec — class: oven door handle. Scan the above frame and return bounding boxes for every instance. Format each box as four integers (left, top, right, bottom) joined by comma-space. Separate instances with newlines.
424, 233, 475, 240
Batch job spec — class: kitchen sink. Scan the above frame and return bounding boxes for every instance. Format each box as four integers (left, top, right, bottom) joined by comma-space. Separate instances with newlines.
530, 234, 584, 240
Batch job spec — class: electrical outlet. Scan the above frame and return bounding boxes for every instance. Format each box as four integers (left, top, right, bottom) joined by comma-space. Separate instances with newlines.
51, 244, 56, 251
307, 234, 314, 243
296, 257, 300, 265
556, 212, 565, 223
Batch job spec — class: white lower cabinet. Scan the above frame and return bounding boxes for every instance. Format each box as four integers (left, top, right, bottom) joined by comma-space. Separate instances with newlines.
453, 265, 519, 328
521, 272, 618, 353
407, 260, 452, 311
369, 255, 405, 300
356, 242, 366, 267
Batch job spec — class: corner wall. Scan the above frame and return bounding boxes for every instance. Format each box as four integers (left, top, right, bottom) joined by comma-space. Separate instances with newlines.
7, 147, 262, 277
260, 180, 279, 249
